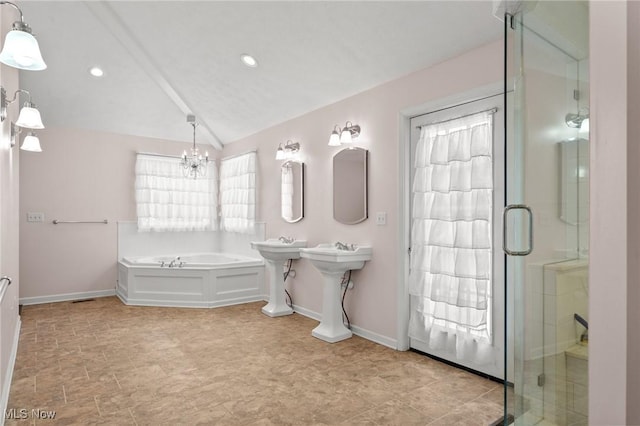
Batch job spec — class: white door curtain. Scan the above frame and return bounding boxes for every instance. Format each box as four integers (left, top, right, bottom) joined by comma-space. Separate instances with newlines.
409, 110, 496, 365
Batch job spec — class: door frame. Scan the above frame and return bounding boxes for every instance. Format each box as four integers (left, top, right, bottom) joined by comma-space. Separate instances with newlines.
396, 81, 508, 351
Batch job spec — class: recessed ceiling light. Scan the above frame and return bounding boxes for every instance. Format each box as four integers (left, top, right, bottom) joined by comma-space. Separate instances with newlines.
89, 66, 104, 77
240, 54, 258, 68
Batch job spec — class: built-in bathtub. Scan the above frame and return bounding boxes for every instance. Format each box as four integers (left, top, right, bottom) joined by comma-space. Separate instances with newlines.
117, 252, 265, 308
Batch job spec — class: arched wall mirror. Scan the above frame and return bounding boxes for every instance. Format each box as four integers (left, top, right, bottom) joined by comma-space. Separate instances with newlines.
281, 160, 304, 223
333, 147, 368, 224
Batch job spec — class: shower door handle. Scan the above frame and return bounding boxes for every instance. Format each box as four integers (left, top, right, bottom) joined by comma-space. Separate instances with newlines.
502, 204, 533, 256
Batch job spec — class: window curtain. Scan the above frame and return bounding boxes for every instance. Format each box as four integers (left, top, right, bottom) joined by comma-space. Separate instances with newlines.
135, 154, 218, 232
408, 111, 494, 362
281, 165, 293, 221
220, 152, 256, 233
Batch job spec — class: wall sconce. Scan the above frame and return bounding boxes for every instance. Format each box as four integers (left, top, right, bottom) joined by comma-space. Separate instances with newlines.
276, 140, 300, 160
328, 121, 361, 146
20, 131, 41, 152
0, 87, 45, 128
10, 122, 42, 151
0, 1, 47, 70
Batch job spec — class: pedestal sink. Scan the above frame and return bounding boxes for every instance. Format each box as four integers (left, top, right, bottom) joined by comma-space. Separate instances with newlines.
251, 238, 307, 317
300, 244, 372, 343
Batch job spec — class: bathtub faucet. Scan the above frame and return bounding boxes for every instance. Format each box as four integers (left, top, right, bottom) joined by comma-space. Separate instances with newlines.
168, 256, 181, 268
278, 236, 294, 244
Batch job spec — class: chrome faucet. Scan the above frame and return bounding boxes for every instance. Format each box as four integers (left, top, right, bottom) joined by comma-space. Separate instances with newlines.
168, 256, 181, 268
334, 242, 354, 251
279, 236, 294, 244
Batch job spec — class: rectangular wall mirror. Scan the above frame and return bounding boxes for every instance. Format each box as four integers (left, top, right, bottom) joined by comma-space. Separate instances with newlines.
281, 160, 304, 223
333, 147, 368, 224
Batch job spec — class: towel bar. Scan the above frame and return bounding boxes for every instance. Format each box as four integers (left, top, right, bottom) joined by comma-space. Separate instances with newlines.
52, 219, 108, 225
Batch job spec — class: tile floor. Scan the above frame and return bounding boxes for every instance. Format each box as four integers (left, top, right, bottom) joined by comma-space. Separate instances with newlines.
6, 297, 503, 425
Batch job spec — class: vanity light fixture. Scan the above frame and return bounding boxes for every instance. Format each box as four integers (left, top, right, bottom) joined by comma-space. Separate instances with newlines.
328, 121, 361, 146
328, 125, 341, 146
0, 87, 45, 129
276, 140, 300, 160
0, 1, 47, 71
565, 109, 589, 129
181, 114, 209, 179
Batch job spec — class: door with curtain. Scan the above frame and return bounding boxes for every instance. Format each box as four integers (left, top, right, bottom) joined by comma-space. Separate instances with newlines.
408, 95, 505, 379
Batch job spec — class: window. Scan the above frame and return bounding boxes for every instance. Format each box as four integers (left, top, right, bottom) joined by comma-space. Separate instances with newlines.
135, 154, 217, 232
219, 152, 256, 233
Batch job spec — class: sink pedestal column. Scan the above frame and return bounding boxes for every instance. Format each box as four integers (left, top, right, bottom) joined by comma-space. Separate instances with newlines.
312, 271, 352, 343
262, 259, 293, 317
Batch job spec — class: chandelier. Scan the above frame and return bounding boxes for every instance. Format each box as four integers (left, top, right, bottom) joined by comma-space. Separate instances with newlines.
181, 115, 209, 179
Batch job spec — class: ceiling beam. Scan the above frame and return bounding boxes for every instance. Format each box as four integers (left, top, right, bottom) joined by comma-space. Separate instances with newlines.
84, 1, 224, 150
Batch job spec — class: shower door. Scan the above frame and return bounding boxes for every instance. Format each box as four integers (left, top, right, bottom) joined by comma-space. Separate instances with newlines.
505, 2, 589, 425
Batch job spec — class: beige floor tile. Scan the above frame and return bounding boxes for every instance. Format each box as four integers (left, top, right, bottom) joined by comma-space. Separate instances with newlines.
9, 298, 505, 425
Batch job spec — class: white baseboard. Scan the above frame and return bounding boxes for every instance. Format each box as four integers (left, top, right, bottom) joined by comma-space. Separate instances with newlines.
1, 317, 21, 426
292, 304, 397, 350
19, 289, 116, 305
350, 324, 397, 350
291, 303, 321, 321
116, 290, 265, 309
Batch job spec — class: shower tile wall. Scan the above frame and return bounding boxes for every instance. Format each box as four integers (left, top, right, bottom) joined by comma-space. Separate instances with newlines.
542, 260, 589, 425
524, 260, 588, 425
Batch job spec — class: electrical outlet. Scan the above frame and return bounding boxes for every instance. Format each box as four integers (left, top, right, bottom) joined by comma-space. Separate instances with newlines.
26, 212, 44, 222
376, 212, 387, 226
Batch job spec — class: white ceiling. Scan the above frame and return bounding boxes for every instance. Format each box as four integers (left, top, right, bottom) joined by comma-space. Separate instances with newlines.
16, 1, 503, 148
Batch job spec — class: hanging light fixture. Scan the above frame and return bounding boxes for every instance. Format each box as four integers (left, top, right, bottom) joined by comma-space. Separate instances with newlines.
20, 131, 41, 152
181, 114, 209, 179
275, 143, 285, 160
0, 87, 45, 128
0, 1, 47, 71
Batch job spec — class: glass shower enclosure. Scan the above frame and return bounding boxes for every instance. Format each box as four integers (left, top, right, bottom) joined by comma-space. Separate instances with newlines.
504, 2, 589, 425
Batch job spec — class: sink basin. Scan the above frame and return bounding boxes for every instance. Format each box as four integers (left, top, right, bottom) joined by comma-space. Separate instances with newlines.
251, 238, 307, 317
251, 238, 307, 261
300, 244, 372, 273
300, 244, 372, 343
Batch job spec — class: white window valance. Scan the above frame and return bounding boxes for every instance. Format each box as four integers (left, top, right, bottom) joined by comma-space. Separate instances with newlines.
135, 154, 218, 232
220, 152, 256, 233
